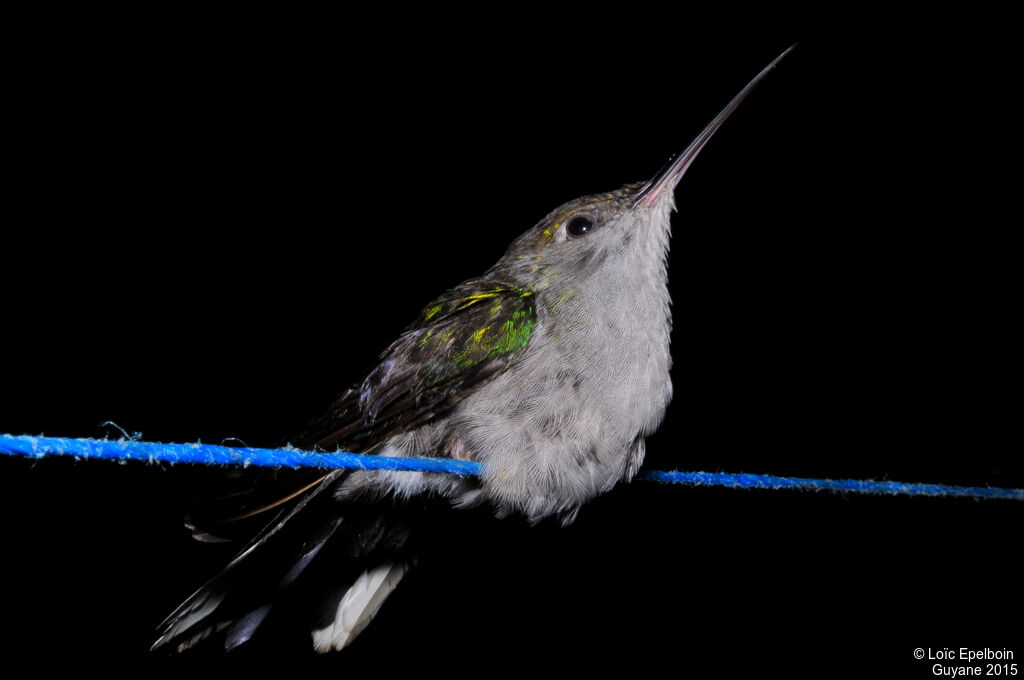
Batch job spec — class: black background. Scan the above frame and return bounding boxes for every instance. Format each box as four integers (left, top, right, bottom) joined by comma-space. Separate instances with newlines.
2, 11, 1020, 677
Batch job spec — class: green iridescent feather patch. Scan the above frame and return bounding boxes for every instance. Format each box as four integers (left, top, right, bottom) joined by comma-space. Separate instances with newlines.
409, 284, 537, 389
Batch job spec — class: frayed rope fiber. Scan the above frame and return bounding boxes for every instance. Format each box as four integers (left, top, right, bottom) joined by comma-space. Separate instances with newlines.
2, 434, 1021, 501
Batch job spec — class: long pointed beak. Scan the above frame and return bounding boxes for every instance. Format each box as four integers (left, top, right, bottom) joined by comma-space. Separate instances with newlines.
632, 44, 797, 208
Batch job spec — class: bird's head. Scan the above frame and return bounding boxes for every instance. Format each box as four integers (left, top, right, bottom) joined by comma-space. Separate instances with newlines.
498, 45, 795, 292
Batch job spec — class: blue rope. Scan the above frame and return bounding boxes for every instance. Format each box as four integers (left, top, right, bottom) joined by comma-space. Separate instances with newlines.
1, 433, 1021, 501
0, 434, 482, 475
636, 469, 1024, 501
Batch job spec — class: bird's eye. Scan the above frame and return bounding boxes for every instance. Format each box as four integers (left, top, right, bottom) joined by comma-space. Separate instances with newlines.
566, 216, 594, 238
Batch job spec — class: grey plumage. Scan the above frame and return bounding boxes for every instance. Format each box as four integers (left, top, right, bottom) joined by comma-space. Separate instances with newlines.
153, 46, 793, 654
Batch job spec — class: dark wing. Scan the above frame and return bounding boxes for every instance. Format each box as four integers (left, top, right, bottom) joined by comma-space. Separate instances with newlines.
183, 279, 537, 539
295, 279, 537, 452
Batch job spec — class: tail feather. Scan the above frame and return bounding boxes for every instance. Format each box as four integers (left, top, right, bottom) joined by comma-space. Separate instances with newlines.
154, 472, 343, 652
153, 470, 417, 653
312, 561, 410, 653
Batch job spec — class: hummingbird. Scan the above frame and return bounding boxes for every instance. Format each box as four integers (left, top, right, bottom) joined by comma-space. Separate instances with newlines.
153, 46, 794, 654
